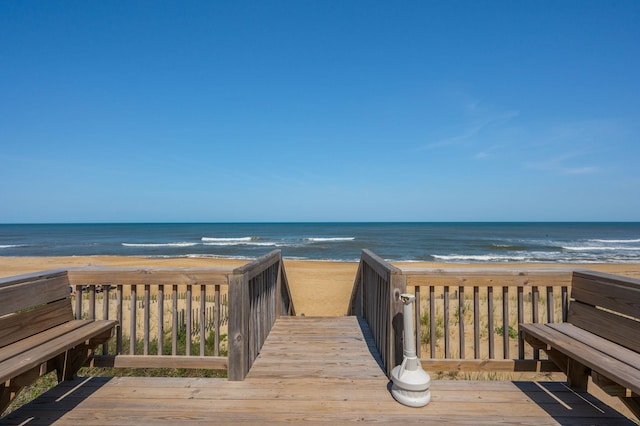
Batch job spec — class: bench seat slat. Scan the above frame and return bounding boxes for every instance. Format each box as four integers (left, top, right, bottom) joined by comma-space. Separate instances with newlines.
0, 299, 74, 348
520, 323, 640, 396
547, 323, 640, 369
0, 320, 117, 384
0, 320, 92, 363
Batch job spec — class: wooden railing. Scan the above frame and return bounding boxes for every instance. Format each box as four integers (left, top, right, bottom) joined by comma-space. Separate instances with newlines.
228, 250, 295, 380
69, 267, 233, 370
348, 250, 574, 377
348, 250, 405, 377
61, 249, 295, 380
403, 266, 571, 373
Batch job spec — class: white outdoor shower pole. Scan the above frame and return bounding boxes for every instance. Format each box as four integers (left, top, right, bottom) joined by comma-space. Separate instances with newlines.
391, 293, 431, 407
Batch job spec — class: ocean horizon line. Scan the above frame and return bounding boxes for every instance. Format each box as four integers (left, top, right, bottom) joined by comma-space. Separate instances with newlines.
2, 222, 639, 264
2, 220, 640, 226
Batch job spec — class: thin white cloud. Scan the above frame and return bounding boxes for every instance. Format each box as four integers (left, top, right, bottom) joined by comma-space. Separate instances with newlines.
419, 99, 519, 151
523, 119, 631, 175
473, 143, 509, 160
526, 152, 600, 175
564, 166, 599, 175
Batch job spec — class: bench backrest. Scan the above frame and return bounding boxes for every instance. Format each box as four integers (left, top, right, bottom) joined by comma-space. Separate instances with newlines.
0, 270, 74, 348
568, 270, 640, 353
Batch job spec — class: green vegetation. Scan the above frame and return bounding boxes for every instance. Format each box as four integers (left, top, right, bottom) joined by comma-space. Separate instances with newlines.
420, 307, 444, 345
112, 328, 228, 357
495, 325, 518, 339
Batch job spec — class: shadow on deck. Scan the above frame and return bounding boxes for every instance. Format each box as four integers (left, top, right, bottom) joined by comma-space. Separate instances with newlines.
2, 316, 633, 425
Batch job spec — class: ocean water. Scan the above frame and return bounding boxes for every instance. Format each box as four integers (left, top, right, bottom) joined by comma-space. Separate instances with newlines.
1, 222, 640, 264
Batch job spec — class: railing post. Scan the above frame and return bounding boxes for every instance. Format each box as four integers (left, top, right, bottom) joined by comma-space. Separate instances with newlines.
389, 271, 406, 376
276, 259, 282, 317
347, 261, 364, 316
228, 272, 249, 381
350, 250, 407, 378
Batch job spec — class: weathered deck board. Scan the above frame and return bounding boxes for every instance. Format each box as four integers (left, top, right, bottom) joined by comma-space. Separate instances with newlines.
1, 316, 634, 425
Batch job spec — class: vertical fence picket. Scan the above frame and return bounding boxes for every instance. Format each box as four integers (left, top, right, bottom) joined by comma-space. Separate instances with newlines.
144, 285, 150, 356
89, 285, 96, 320
502, 286, 509, 359
102, 285, 110, 355
517, 286, 524, 359
458, 286, 465, 359
444, 286, 450, 359
429, 285, 435, 358
116, 285, 123, 355
547, 286, 554, 324
158, 284, 164, 356
532, 286, 540, 359
473, 286, 480, 359
487, 286, 494, 359
130, 285, 137, 355
200, 285, 206, 356
172, 285, 178, 356
562, 286, 569, 322
214, 284, 220, 356
186, 285, 192, 356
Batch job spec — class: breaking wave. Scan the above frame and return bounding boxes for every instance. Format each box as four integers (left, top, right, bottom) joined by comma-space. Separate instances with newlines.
432, 254, 528, 262
589, 238, 640, 243
305, 237, 355, 242
122, 242, 198, 248
201, 236, 258, 242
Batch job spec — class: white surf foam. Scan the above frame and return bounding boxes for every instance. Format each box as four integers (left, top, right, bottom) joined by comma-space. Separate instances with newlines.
305, 237, 355, 242
432, 254, 528, 262
201, 237, 255, 242
563, 245, 640, 251
590, 238, 640, 243
122, 242, 198, 248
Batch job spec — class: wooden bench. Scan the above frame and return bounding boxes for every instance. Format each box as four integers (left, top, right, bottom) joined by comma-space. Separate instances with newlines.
520, 270, 640, 419
0, 270, 117, 413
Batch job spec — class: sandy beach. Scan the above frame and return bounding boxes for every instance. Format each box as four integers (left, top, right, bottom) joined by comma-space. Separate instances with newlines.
2, 256, 640, 316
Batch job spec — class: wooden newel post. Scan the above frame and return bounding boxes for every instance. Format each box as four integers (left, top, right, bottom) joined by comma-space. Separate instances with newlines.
389, 272, 407, 377
228, 273, 249, 381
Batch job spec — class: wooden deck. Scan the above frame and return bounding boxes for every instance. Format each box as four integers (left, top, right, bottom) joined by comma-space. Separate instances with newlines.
2, 316, 634, 425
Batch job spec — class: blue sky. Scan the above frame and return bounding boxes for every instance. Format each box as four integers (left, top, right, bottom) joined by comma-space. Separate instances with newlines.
1, 1, 639, 223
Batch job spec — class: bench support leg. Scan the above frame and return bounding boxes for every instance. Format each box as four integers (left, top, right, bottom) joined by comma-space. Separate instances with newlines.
55, 331, 113, 382
56, 344, 92, 382
592, 372, 640, 420
566, 358, 590, 391
620, 396, 640, 421
544, 349, 568, 374
0, 384, 13, 415
522, 332, 569, 372
0, 366, 43, 414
